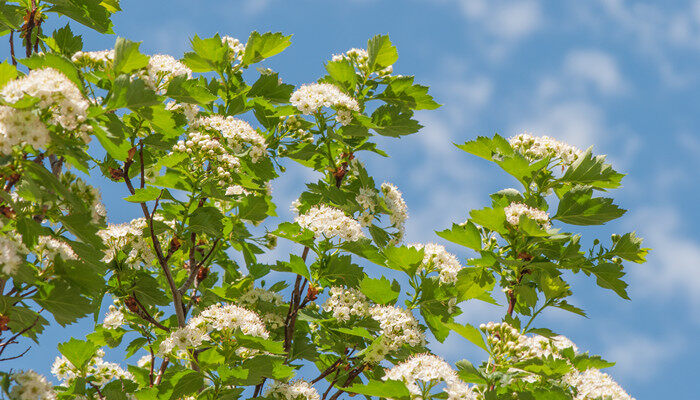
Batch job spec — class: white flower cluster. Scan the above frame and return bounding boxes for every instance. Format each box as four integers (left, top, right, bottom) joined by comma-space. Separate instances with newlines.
34, 236, 77, 265
9, 370, 55, 400
1, 68, 91, 148
237, 288, 286, 329
383, 354, 479, 400
71, 49, 115, 65
332, 47, 393, 77
98, 215, 174, 269
295, 204, 364, 242
508, 133, 582, 166
191, 115, 267, 162
159, 303, 269, 356
265, 380, 320, 400
323, 287, 369, 322
504, 202, 551, 230
0, 106, 50, 154
165, 100, 200, 123
290, 83, 360, 125
221, 35, 245, 61
0, 232, 27, 275
143, 54, 192, 92
68, 178, 107, 224
381, 183, 408, 243
52, 349, 133, 386
564, 368, 635, 400
408, 243, 463, 285
172, 130, 241, 185
103, 304, 125, 330
368, 305, 425, 360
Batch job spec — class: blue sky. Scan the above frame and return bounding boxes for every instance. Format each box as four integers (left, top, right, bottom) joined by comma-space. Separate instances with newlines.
5, 0, 700, 398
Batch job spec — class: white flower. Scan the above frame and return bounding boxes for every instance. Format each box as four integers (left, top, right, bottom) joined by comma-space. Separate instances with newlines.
52, 351, 133, 387
381, 182, 408, 243
165, 101, 200, 122
0, 233, 27, 275
71, 49, 115, 65
9, 370, 56, 400
143, 54, 192, 92
369, 305, 424, 354
222, 35, 245, 61
508, 133, 582, 166
290, 83, 359, 125
0, 107, 50, 155
564, 368, 635, 400
408, 243, 463, 285
504, 202, 551, 230
192, 115, 267, 162
103, 305, 125, 330
295, 204, 364, 242
237, 288, 286, 329
383, 353, 476, 399
323, 287, 369, 322
266, 380, 320, 400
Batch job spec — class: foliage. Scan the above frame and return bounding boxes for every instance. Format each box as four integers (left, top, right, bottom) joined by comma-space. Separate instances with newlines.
0, 2, 647, 400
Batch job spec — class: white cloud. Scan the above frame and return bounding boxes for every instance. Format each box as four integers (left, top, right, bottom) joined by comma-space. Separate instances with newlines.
563, 49, 628, 95
602, 331, 684, 382
456, 0, 543, 40
627, 207, 700, 310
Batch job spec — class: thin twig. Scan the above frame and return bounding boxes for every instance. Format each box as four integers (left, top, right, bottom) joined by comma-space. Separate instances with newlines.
154, 358, 169, 385
130, 292, 170, 332
9, 30, 17, 66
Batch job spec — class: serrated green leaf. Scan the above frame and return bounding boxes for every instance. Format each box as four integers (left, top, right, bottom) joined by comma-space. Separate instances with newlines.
360, 276, 399, 304
45, 0, 116, 34
36, 285, 92, 326
448, 322, 488, 352
58, 338, 99, 369
166, 75, 217, 104
112, 37, 149, 74
325, 58, 356, 90
555, 187, 626, 225
188, 206, 224, 237
124, 186, 161, 202
436, 222, 481, 250
376, 76, 440, 110
608, 232, 648, 263
242, 31, 292, 66
344, 379, 410, 399
560, 148, 625, 189
367, 34, 398, 71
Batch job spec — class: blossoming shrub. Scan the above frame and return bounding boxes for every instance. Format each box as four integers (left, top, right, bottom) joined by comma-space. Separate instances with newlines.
0, 2, 648, 400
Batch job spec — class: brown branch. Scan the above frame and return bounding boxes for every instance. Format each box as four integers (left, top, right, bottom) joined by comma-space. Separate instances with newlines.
327, 364, 366, 400
9, 30, 17, 66
311, 356, 344, 384
139, 141, 145, 189
89, 382, 106, 400
153, 357, 169, 386
179, 239, 219, 294
0, 314, 40, 360
130, 292, 170, 332
124, 153, 185, 326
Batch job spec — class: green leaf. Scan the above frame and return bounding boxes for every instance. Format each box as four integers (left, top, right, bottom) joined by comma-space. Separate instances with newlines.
51, 24, 83, 56
272, 222, 316, 247
92, 115, 130, 161
344, 379, 410, 399
58, 338, 99, 369
234, 334, 285, 354
341, 239, 386, 266
36, 285, 92, 326
0, 61, 17, 89
608, 232, 648, 263
376, 76, 440, 110
469, 206, 507, 233
319, 255, 364, 287
436, 222, 481, 250
448, 322, 488, 352
360, 276, 399, 305
325, 58, 357, 90
455, 134, 513, 161
242, 31, 292, 66
124, 186, 162, 203
455, 360, 488, 384
383, 245, 424, 276
273, 254, 310, 279
189, 207, 224, 237
136, 104, 183, 138
560, 148, 625, 189
45, 0, 116, 34
112, 37, 149, 74
182, 35, 227, 72
0, 2, 23, 31
586, 262, 629, 300
169, 371, 203, 400
367, 34, 398, 71
371, 104, 422, 137
248, 73, 293, 103
166, 75, 217, 104
555, 187, 626, 225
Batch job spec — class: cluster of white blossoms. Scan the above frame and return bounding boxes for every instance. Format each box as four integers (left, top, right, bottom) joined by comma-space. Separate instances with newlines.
8, 370, 55, 400
383, 353, 480, 400
159, 303, 269, 356
265, 380, 320, 400
408, 243, 463, 285
0, 106, 50, 154
508, 133, 583, 166
225, 184, 250, 197
381, 183, 408, 243
295, 204, 364, 242
142, 54, 192, 92
564, 368, 635, 400
171, 130, 241, 185
52, 349, 133, 386
1, 68, 91, 149
191, 115, 267, 162
237, 288, 286, 329
34, 236, 77, 265
98, 215, 174, 268
368, 305, 425, 359
71, 49, 115, 66
323, 287, 369, 322
0, 232, 28, 275
67, 177, 107, 224
504, 202, 551, 230
290, 83, 360, 125
165, 100, 200, 123
221, 35, 246, 61
332, 47, 393, 77
103, 304, 125, 330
